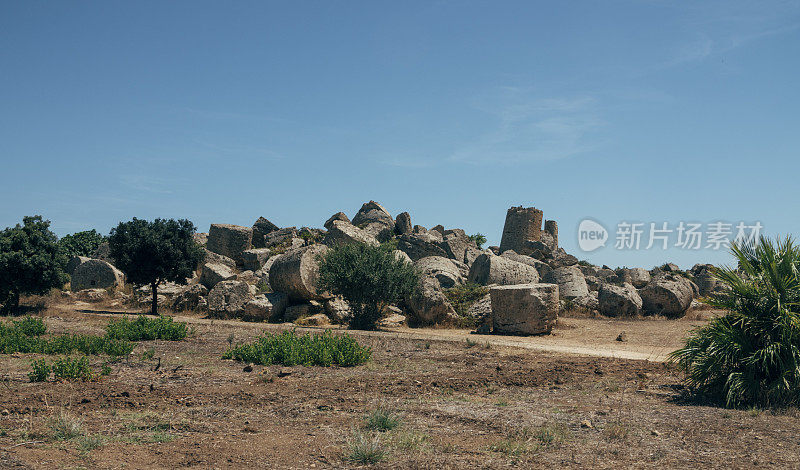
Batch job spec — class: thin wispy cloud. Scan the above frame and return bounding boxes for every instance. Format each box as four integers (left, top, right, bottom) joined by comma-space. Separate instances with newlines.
449, 88, 603, 165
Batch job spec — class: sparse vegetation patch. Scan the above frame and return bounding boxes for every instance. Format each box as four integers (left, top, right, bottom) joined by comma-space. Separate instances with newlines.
223, 329, 372, 367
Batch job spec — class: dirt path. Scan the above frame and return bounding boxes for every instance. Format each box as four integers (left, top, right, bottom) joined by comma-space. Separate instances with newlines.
83, 308, 711, 362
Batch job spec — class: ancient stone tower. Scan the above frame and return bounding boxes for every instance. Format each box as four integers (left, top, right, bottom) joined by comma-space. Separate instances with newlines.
499, 206, 543, 254
544, 219, 558, 249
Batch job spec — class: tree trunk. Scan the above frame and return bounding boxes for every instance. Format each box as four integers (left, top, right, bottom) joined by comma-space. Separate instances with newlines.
151, 282, 159, 315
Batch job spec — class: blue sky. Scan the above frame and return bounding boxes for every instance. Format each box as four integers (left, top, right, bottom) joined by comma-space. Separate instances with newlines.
1, 1, 799, 269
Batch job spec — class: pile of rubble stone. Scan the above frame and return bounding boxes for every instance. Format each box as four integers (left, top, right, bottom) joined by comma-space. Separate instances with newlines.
63, 201, 725, 335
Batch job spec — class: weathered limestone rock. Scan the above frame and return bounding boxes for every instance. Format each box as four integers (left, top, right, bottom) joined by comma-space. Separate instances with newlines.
628, 268, 651, 289
395, 212, 412, 235
490, 283, 559, 335
352, 201, 394, 240
543, 220, 558, 249
66, 256, 91, 275
663, 263, 681, 272
572, 292, 599, 312
202, 249, 237, 270
598, 283, 642, 317
243, 292, 288, 320
499, 206, 543, 254
193, 232, 208, 246
324, 212, 350, 230
241, 248, 271, 272
200, 263, 236, 289
295, 313, 331, 326
71, 259, 124, 291
430, 225, 445, 237
524, 240, 553, 260
415, 256, 464, 289
262, 227, 298, 249
208, 280, 253, 317
75, 288, 110, 302
577, 264, 599, 277
466, 292, 493, 323
207, 224, 253, 262
284, 301, 324, 322
405, 277, 459, 325
392, 250, 413, 265
397, 233, 448, 261
269, 245, 330, 302
171, 284, 209, 312
584, 275, 601, 292
251, 217, 279, 248
640, 276, 693, 317
500, 250, 552, 279
543, 266, 589, 299
440, 231, 479, 264
324, 297, 351, 323
322, 220, 379, 247
548, 249, 578, 268
468, 253, 540, 286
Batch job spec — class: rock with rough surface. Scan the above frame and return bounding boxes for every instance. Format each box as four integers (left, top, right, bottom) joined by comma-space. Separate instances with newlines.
490, 284, 559, 335
544, 266, 588, 299
269, 245, 330, 301
324, 212, 350, 230
251, 217, 279, 248
200, 263, 237, 289
397, 233, 448, 261
468, 253, 540, 286
66, 256, 91, 275
628, 268, 651, 289
71, 259, 124, 291
322, 220, 379, 247
172, 284, 209, 312
241, 248, 271, 272
395, 212, 412, 235
405, 277, 459, 325
501, 250, 553, 279
640, 276, 693, 317
243, 292, 288, 320
207, 224, 253, 262
598, 283, 642, 317
208, 280, 253, 317
415, 256, 465, 289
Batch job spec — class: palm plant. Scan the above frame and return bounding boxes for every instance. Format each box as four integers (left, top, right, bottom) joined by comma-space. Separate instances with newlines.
670, 236, 800, 408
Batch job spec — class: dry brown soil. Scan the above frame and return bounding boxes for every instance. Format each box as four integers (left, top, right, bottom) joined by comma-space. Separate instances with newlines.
1, 302, 799, 469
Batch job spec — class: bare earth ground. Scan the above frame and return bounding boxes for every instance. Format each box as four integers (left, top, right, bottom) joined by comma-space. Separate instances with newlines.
2, 302, 800, 469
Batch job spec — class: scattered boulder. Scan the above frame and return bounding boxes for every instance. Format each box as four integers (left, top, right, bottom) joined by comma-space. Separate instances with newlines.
640, 276, 693, 317
71, 259, 124, 291
263, 227, 298, 249
571, 292, 599, 312
577, 264, 599, 277
406, 277, 459, 325
352, 201, 394, 240
415, 256, 465, 289
295, 313, 331, 326
490, 283, 559, 335
252, 217, 279, 248
324, 212, 350, 230
468, 253, 540, 286
397, 233, 448, 261
202, 250, 237, 270
598, 283, 642, 317
243, 292, 289, 320
322, 220, 379, 247
543, 266, 588, 299
269, 245, 330, 302
584, 275, 601, 292
392, 250, 413, 265
440, 231, 479, 264
523, 240, 552, 260
208, 280, 253, 317
466, 292, 493, 324
207, 224, 253, 262
500, 250, 552, 279
395, 212, 412, 235
172, 284, 209, 312
284, 301, 324, 322
75, 288, 110, 302
324, 297, 351, 323
200, 263, 237, 289
241, 248, 271, 272
66, 256, 91, 275
548, 249, 578, 268
663, 263, 681, 272
628, 268, 651, 289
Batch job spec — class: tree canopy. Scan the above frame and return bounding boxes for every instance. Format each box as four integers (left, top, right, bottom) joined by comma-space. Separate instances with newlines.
0, 216, 68, 313
108, 218, 204, 314
58, 229, 107, 259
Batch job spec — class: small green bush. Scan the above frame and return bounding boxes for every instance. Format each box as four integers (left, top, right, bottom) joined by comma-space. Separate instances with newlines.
223, 329, 371, 367
0, 318, 134, 357
318, 242, 418, 330
28, 358, 51, 382
106, 315, 188, 341
52, 356, 92, 381
12, 317, 47, 336
345, 430, 387, 464
468, 233, 487, 249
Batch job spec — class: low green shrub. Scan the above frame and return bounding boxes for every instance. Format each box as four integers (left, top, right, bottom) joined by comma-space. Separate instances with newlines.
0, 325, 134, 357
52, 356, 92, 381
106, 315, 188, 341
223, 329, 371, 367
28, 358, 51, 382
363, 404, 401, 432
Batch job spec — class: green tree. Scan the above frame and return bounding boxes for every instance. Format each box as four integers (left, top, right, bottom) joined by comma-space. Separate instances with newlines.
318, 243, 419, 330
0, 216, 68, 314
670, 236, 800, 408
468, 233, 487, 249
58, 229, 107, 258
108, 218, 204, 315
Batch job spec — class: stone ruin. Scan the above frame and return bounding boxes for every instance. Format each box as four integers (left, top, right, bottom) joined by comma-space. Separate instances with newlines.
499, 206, 559, 256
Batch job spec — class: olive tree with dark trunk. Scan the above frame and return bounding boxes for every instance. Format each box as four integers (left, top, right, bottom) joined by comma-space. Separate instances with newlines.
109, 218, 204, 315
0, 216, 68, 314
